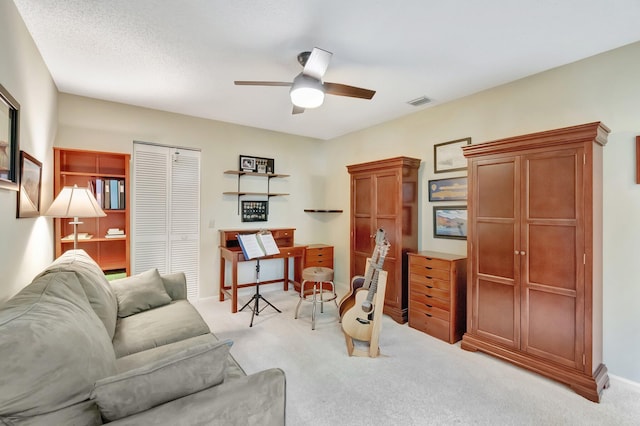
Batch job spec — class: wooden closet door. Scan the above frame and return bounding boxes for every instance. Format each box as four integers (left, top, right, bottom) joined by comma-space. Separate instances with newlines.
520, 148, 584, 370
352, 173, 374, 280
469, 156, 521, 349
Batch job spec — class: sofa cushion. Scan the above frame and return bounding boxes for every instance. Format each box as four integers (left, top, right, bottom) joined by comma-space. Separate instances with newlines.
112, 300, 210, 357
0, 271, 117, 418
116, 333, 246, 381
111, 268, 172, 317
36, 249, 118, 339
91, 339, 233, 421
105, 368, 286, 426
0, 400, 102, 426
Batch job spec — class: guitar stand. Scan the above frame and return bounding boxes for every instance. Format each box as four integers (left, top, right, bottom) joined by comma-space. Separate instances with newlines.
239, 258, 281, 327
343, 270, 387, 357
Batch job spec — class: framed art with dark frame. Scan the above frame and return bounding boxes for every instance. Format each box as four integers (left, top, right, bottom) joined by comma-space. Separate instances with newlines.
241, 200, 268, 222
17, 151, 42, 218
433, 205, 467, 239
434, 137, 471, 173
0, 84, 20, 191
428, 176, 467, 202
239, 155, 275, 174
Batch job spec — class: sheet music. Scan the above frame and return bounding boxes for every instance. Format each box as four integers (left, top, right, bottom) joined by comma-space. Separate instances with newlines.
258, 233, 280, 256
237, 232, 280, 259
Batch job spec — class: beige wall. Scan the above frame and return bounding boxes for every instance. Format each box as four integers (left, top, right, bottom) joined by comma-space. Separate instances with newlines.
0, 1, 58, 302
56, 94, 324, 294
324, 41, 640, 383
2, 0, 639, 384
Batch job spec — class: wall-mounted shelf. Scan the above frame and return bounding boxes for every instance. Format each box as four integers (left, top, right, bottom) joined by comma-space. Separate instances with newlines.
304, 209, 343, 213
223, 169, 289, 214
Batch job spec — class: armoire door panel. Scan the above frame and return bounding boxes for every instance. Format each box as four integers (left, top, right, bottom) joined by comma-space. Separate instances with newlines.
376, 173, 398, 216
527, 224, 577, 290
354, 217, 373, 253
527, 152, 577, 220
524, 289, 578, 368
382, 258, 399, 307
477, 161, 515, 219
354, 176, 372, 216
476, 278, 517, 347
376, 218, 397, 248
477, 222, 515, 279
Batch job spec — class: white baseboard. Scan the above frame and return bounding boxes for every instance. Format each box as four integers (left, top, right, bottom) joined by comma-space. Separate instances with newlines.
609, 374, 640, 390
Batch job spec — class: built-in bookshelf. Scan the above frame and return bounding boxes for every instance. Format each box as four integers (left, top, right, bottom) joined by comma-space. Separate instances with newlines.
53, 148, 130, 275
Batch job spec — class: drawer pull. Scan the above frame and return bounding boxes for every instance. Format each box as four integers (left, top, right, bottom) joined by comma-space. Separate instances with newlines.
425, 276, 433, 279
425, 313, 432, 317
426, 304, 432, 308
425, 266, 433, 270
426, 285, 433, 289
426, 295, 433, 298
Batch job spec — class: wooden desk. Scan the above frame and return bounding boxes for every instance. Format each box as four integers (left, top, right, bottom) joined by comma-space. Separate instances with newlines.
219, 228, 306, 313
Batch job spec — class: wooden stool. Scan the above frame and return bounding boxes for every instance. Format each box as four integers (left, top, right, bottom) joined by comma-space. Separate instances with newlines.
294, 267, 338, 330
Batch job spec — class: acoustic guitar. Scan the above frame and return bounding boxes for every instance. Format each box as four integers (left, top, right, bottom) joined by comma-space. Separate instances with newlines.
340, 232, 390, 342
338, 228, 387, 317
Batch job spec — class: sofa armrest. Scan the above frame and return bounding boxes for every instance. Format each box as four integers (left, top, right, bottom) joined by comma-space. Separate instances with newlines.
161, 273, 187, 300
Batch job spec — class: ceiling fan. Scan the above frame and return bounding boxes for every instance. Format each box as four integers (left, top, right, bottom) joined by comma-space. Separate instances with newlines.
234, 47, 376, 114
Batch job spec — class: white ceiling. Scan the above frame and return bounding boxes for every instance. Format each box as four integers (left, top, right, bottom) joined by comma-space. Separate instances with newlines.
13, 0, 640, 140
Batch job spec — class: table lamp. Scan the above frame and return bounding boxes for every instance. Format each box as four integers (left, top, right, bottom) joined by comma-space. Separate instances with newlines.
45, 184, 106, 249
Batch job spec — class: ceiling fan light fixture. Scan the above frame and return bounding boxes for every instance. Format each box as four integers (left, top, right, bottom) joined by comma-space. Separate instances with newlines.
290, 74, 324, 108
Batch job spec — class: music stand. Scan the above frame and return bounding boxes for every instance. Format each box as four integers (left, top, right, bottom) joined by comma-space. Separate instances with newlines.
237, 231, 282, 327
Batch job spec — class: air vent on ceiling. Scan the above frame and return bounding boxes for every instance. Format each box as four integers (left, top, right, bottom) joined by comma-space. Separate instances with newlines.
407, 96, 432, 106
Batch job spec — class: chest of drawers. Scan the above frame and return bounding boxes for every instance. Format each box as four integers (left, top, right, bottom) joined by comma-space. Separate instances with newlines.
408, 251, 467, 343
304, 244, 334, 269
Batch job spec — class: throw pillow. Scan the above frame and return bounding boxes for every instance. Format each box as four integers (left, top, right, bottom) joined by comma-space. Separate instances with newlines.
110, 268, 172, 317
91, 339, 233, 421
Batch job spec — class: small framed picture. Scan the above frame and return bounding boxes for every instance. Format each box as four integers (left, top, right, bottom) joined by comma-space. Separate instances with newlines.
17, 151, 42, 218
433, 205, 467, 239
239, 156, 256, 172
428, 176, 467, 202
434, 137, 471, 173
0, 84, 20, 191
241, 200, 268, 222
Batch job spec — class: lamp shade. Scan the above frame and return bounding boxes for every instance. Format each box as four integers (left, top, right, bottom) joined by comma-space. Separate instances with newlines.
45, 185, 106, 218
289, 74, 325, 109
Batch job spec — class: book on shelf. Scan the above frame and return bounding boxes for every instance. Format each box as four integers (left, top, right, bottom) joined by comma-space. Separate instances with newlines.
104, 234, 126, 239
237, 232, 280, 260
93, 178, 125, 210
62, 233, 93, 241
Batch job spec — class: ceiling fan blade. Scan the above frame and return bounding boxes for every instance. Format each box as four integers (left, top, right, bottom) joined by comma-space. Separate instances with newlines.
324, 82, 376, 100
234, 81, 292, 86
292, 105, 305, 115
302, 47, 332, 80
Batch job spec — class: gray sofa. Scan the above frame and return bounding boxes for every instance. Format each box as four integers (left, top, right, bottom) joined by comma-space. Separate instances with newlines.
0, 250, 285, 425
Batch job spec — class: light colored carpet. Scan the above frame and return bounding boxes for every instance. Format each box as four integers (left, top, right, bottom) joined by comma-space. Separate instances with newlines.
194, 287, 640, 425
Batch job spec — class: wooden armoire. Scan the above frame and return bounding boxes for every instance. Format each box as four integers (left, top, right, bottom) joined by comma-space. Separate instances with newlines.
347, 156, 420, 323
461, 122, 609, 402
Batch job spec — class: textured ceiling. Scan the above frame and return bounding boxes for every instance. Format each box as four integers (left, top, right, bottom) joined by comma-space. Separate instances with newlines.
13, 0, 640, 140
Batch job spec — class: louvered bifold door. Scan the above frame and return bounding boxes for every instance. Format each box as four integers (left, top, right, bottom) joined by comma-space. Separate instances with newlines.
133, 143, 170, 275
133, 143, 201, 301
169, 148, 200, 300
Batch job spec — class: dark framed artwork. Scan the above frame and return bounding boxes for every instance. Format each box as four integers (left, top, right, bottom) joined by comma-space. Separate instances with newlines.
238, 155, 275, 174
241, 200, 268, 222
17, 151, 42, 218
636, 136, 640, 184
434, 137, 470, 173
433, 205, 467, 239
428, 176, 468, 202
0, 84, 20, 191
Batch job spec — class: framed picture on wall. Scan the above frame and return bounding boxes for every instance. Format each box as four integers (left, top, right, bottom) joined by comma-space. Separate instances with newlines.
428, 176, 467, 201
17, 151, 42, 218
434, 137, 471, 173
433, 205, 467, 239
0, 84, 20, 191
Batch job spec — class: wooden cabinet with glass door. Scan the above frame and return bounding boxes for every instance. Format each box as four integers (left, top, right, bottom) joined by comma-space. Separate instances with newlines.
53, 148, 130, 275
